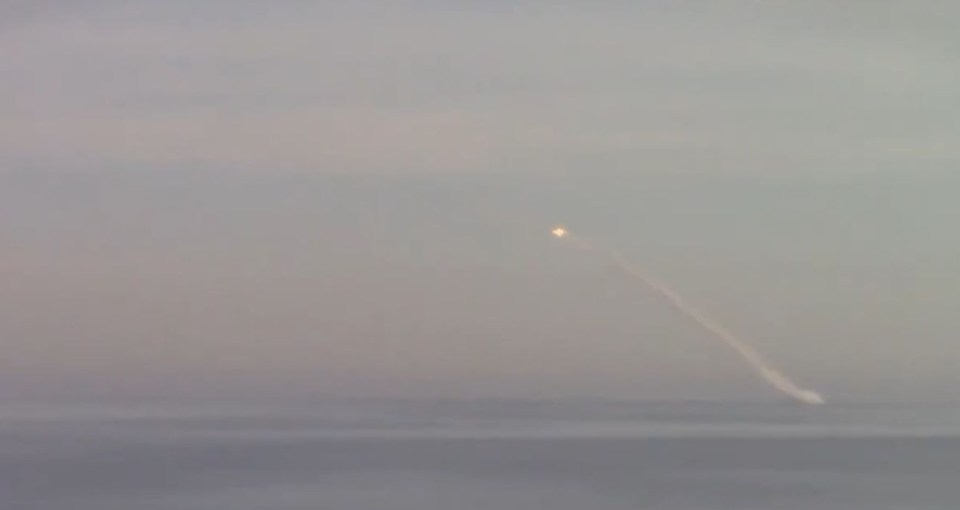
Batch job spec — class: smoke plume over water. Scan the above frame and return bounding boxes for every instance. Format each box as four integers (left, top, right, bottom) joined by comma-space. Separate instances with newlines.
553, 227, 824, 405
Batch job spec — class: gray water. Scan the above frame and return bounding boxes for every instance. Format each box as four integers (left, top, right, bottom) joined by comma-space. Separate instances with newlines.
3, 400, 959, 509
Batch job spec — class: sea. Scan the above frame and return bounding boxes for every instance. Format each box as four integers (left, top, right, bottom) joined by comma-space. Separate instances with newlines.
2, 399, 959, 509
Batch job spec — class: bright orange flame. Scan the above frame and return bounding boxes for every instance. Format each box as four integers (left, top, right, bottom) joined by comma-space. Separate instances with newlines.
552, 227, 568, 238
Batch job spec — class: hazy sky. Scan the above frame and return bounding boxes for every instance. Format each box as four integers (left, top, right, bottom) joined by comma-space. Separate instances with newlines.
3, 1, 959, 402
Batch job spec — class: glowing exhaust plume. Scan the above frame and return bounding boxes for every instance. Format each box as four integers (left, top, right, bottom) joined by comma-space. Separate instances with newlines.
551, 226, 824, 405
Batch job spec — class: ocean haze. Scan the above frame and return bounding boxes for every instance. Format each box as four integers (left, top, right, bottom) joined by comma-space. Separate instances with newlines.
3, 169, 959, 402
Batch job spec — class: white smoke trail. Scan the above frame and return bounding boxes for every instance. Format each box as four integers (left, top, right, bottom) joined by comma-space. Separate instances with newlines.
553, 227, 824, 405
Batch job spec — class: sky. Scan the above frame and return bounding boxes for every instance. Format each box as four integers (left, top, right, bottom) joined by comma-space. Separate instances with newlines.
2, 1, 959, 402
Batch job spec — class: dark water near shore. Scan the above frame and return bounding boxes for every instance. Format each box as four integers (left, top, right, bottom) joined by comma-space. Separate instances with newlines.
3, 400, 959, 509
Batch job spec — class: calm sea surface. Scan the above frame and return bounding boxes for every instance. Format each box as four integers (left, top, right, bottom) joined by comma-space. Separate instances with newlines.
3, 400, 959, 509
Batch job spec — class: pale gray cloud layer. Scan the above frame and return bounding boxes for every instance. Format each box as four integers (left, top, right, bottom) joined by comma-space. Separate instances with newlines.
4, 1, 960, 173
